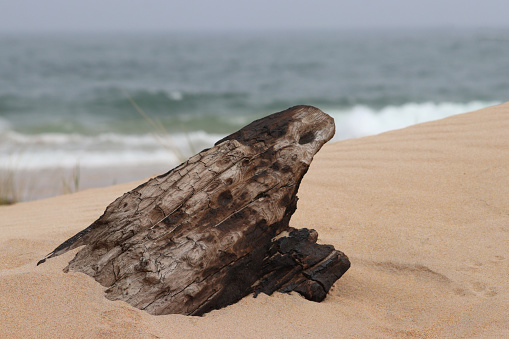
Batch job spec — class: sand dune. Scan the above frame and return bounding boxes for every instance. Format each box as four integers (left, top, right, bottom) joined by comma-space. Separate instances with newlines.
1, 103, 508, 338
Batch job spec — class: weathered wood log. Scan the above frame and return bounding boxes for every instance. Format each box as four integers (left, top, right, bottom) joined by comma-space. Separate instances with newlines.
38, 105, 350, 316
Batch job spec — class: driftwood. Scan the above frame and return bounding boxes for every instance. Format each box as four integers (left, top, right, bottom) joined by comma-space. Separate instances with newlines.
38, 105, 350, 316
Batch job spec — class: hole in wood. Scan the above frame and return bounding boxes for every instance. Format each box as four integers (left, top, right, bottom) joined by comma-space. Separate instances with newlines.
299, 131, 315, 144
218, 190, 233, 206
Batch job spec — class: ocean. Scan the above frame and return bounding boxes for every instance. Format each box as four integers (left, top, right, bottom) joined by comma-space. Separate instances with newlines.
1, 28, 507, 199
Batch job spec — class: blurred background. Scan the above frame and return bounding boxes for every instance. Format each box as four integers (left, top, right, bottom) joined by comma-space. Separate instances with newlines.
1, 1, 508, 202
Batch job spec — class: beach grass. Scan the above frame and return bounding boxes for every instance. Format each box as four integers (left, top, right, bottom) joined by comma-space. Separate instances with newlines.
61, 163, 81, 195
0, 170, 19, 205
0, 162, 82, 205
124, 90, 193, 163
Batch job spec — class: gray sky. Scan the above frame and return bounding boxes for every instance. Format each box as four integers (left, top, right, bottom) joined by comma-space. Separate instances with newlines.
1, 0, 508, 33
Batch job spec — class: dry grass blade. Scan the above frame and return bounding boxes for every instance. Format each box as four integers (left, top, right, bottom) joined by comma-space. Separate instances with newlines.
123, 90, 188, 162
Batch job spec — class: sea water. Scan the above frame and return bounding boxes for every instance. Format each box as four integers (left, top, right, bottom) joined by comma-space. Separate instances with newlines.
0, 28, 507, 174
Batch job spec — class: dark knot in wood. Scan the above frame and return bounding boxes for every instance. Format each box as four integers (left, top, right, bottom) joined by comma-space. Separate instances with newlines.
38, 105, 350, 316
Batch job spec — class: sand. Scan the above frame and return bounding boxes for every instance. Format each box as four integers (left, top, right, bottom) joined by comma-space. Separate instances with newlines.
1, 103, 508, 338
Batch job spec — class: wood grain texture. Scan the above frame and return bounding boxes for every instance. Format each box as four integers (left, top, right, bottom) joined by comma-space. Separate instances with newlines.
39, 105, 350, 315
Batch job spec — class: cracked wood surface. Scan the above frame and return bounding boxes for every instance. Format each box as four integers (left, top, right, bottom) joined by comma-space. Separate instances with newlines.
38, 105, 350, 316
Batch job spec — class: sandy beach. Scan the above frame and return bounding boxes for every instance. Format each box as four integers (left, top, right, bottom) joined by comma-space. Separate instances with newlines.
1, 103, 508, 338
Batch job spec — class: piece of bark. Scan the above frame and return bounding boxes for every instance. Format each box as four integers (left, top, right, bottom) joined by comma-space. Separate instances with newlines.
38, 105, 350, 316
254, 228, 350, 302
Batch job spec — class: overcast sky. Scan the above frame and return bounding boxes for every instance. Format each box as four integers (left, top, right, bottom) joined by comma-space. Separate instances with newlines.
1, 0, 508, 33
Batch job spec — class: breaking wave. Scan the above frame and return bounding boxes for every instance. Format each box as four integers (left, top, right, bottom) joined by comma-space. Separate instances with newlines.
0, 101, 499, 170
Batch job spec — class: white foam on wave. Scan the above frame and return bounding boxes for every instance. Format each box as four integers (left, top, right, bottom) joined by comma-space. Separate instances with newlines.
2, 149, 181, 170
0, 116, 11, 133
329, 101, 499, 141
0, 130, 223, 170
0, 101, 499, 170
